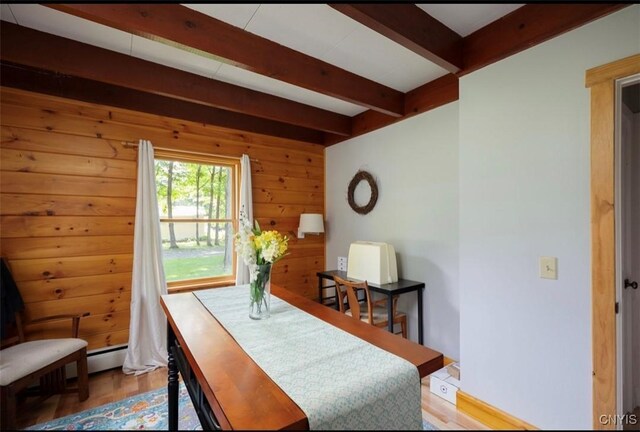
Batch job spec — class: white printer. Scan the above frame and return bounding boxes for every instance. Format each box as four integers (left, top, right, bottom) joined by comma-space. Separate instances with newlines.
347, 241, 398, 285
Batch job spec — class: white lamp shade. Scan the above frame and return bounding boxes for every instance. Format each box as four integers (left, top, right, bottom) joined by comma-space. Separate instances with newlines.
298, 213, 324, 236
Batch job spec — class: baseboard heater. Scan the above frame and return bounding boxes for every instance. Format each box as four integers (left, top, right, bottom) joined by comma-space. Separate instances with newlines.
65, 344, 128, 378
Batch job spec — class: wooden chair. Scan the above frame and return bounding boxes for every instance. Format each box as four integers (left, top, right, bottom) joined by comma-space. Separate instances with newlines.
0, 258, 90, 430
334, 276, 407, 339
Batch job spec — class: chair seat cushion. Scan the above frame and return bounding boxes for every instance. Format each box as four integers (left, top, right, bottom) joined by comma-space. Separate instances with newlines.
0, 338, 87, 386
346, 306, 405, 323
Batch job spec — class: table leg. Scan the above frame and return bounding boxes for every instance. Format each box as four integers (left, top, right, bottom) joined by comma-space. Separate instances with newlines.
318, 276, 323, 305
167, 326, 179, 431
418, 288, 424, 345
387, 293, 394, 334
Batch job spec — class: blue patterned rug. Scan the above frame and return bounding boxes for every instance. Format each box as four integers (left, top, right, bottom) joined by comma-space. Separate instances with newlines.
25, 384, 200, 430
25, 384, 438, 430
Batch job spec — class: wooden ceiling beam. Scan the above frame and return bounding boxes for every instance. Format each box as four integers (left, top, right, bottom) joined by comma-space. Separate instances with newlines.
461, 3, 630, 75
0, 22, 351, 137
325, 74, 459, 146
0, 62, 326, 145
330, 4, 462, 73
6, 4, 625, 147
326, 4, 628, 145
47, 3, 405, 117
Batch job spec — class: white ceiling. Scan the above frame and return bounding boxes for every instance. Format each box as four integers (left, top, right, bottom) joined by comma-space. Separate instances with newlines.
416, 4, 523, 37
1, 3, 523, 118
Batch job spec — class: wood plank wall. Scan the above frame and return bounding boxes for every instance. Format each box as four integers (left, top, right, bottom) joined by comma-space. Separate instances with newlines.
0, 87, 325, 350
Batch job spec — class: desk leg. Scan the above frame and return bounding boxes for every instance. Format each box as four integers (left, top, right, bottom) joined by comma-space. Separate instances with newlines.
387, 293, 394, 334
418, 288, 424, 345
167, 326, 179, 431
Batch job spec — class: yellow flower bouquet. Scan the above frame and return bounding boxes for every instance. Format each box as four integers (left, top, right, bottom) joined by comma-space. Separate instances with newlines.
234, 214, 288, 319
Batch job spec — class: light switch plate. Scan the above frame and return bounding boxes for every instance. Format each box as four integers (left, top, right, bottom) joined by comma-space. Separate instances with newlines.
540, 256, 558, 279
338, 256, 347, 271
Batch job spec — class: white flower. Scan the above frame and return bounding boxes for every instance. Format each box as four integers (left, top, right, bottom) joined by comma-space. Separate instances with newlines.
234, 213, 288, 283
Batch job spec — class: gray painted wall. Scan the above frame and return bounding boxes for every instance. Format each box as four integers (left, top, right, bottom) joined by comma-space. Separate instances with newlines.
458, 6, 639, 429
325, 102, 460, 359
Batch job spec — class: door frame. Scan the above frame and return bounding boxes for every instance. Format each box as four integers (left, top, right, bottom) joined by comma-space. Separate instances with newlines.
615, 73, 640, 421
587, 53, 640, 430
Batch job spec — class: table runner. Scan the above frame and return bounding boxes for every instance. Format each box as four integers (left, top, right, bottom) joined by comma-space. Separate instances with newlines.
194, 285, 421, 430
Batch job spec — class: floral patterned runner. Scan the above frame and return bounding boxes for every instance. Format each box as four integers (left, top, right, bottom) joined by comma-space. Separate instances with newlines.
194, 285, 421, 430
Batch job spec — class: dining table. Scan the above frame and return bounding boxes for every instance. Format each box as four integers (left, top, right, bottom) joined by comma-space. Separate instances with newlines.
160, 284, 443, 430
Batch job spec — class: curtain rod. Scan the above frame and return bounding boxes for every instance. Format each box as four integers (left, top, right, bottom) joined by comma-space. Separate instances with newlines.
121, 141, 258, 162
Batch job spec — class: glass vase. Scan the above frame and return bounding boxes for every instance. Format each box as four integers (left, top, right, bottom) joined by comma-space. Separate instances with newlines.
249, 263, 272, 319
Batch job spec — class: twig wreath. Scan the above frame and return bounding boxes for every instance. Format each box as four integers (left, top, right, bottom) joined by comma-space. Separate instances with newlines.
347, 170, 378, 215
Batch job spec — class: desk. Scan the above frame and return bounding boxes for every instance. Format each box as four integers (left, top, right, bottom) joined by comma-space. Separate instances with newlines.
161, 284, 442, 430
317, 270, 426, 345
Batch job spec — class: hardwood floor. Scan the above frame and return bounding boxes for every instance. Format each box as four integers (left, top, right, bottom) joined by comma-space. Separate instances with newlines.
15, 367, 167, 429
15, 367, 489, 430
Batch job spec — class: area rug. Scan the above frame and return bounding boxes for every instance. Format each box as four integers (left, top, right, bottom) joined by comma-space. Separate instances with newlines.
25, 384, 200, 430
26, 384, 438, 430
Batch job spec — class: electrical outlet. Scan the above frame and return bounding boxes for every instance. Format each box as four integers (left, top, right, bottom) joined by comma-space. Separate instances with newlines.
338, 256, 347, 271
539, 256, 558, 280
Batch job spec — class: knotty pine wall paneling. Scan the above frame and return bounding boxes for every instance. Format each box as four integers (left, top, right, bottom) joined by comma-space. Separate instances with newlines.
0, 87, 325, 350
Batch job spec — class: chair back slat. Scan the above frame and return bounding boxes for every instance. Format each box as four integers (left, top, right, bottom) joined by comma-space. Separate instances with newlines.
334, 278, 347, 313
14, 313, 25, 343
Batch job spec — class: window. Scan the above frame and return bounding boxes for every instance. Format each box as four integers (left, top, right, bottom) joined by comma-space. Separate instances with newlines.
154, 152, 239, 291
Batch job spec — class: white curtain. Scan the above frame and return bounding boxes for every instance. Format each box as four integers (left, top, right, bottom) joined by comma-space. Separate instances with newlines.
235, 154, 253, 285
123, 140, 168, 375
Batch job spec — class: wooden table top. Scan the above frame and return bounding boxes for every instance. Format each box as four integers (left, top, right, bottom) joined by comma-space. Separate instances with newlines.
160, 284, 443, 430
